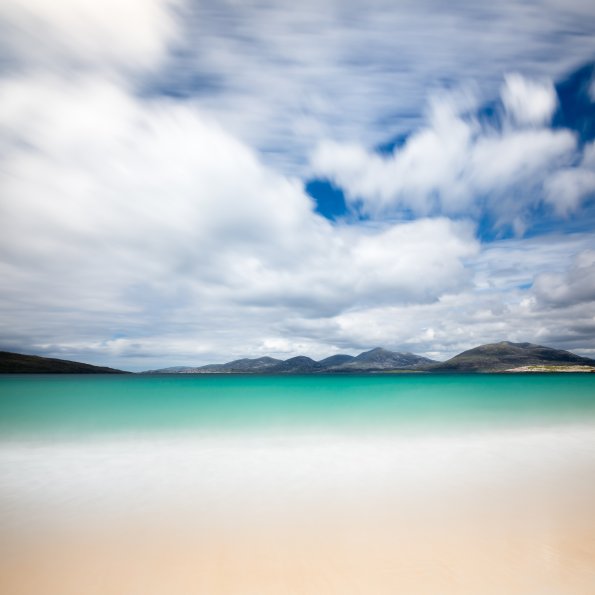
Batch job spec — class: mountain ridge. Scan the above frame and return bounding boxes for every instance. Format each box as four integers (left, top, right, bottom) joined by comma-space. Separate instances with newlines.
1, 341, 593, 374
145, 347, 437, 374
144, 341, 595, 374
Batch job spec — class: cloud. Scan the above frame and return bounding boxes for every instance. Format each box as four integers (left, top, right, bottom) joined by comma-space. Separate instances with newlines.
1, 0, 595, 368
0, 74, 478, 368
279, 232, 595, 361
501, 73, 557, 126
0, 0, 178, 72
533, 250, 595, 307
140, 0, 595, 174
2, 0, 595, 176
311, 76, 578, 231
543, 168, 595, 215
543, 140, 595, 215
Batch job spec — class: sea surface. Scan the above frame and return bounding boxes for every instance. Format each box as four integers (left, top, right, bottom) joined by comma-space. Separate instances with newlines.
1, 374, 594, 594
1, 373, 595, 437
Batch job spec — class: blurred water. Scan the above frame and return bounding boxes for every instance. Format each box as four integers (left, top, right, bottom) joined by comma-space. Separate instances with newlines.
1, 374, 594, 438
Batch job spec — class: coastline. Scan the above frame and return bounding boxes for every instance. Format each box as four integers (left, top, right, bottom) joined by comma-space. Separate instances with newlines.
2, 375, 595, 593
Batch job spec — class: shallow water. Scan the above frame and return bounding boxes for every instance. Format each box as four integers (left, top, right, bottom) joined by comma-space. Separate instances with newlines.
1, 373, 594, 437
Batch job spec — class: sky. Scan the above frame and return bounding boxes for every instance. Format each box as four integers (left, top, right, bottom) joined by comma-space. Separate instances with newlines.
1, 0, 595, 371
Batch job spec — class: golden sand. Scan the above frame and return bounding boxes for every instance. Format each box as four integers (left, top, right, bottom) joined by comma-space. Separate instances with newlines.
2, 497, 594, 595
2, 428, 595, 593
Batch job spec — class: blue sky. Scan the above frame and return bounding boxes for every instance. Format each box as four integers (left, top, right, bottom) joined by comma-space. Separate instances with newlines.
0, 0, 595, 370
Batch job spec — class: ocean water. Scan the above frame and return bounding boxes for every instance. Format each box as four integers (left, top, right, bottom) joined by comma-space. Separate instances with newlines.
1, 374, 595, 594
1, 373, 595, 438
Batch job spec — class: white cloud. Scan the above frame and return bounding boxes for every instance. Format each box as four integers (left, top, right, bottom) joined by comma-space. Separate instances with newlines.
311, 97, 476, 216
1, 0, 595, 368
0, 74, 479, 368
533, 250, 595, 307
311, 77, 577, 229
543, 140, 595, 215
144, 0, 595, 174
1, 0, 594, 176
0, 0, 178, 72
280, 233, 595, 361
543, 168, 595, 215
501, 73, 557, 126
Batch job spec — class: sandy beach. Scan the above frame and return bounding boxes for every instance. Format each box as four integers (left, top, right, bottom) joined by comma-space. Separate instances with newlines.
1, 426, 595, 594
2, 501, 595, 594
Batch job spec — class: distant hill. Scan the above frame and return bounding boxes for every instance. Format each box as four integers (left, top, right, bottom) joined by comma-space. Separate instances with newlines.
317, 354, 356, 368
145, 356, 284, 374
428, 342, 595, 372
146, 348, 437, 374
268, 356, 323, 374
336, 347, 436, 372
208, 356, 283, 373
0, 351, 128, 374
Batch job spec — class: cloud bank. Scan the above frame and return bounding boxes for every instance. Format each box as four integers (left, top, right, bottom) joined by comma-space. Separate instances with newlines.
0, 0, 594, 368
0, 74, 478, 367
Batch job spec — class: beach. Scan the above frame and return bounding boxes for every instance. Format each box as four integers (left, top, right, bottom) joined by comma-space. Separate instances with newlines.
1, 375, 594, 593
3, 515, 594, 595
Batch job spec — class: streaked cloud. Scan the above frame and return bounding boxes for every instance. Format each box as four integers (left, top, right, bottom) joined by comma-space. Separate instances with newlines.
543, 140, 595, 215
0, 73, 478, 367
0, 0, 594, 368
534, 250, 595, 307
311, 75, 587, 233
0, 0, 178, 72
147, 0, 595, 174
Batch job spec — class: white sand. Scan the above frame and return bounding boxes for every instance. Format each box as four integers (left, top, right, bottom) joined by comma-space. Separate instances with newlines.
1, 426, 595, 593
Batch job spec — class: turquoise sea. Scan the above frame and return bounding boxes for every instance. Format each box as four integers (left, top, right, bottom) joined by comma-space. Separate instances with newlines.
1, 373, 595, 438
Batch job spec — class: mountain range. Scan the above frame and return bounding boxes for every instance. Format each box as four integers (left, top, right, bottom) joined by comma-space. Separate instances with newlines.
1, 342, 594, 374
144, 342, 595, 374
147, 348, 436, 374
